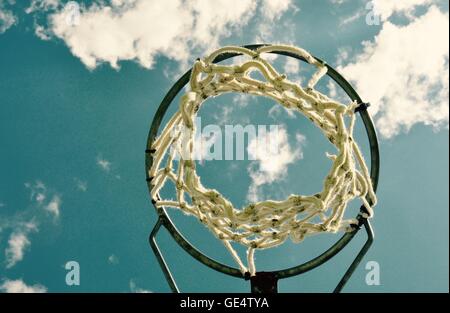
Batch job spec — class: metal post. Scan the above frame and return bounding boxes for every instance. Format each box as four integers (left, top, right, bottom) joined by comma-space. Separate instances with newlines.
250, 272, 279, 293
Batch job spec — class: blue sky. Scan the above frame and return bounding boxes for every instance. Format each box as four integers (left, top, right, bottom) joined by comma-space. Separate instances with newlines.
0, 0, 448, 292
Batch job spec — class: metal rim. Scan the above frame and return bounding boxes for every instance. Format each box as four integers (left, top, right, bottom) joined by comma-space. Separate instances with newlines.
145, 44, 380, 279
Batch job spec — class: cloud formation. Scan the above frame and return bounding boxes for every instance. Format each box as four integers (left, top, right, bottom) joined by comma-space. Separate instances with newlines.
74, 177, 88, 192
0, 0, 16, 34
5, 222, 38, 268
372, 0, 435, 20
45, 195, 61, 218
129, 279, 152, 293
338, 5, 449, 138
40, 0, 291, 69
2, 181, 62, 269
97, 157, 112, 172
247, 126, 305, 202
25, 181, 62, 218
0, 279, 47, 293
261, 0, 292, 21
108, 254, 119, 264
25, 0, 59, 14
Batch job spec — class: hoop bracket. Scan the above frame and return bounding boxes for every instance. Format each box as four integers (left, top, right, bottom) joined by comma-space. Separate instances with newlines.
355, 102, 371, 113
251, 272, 279, 293
148, 208, 374, 293
334, 218, 374, 293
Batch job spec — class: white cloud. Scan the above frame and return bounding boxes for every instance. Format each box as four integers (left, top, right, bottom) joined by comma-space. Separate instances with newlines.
338, 6, 449, 138
2, 181, 61, 269
372, 0, 435, 20
327, 79, 350, 104
24, 0, 294, 70
74, 178, 87, 192
295, 132, 306, 144
232, 94, 254, 108
335, 0, 436, 27
283, 57, 300, 76
212, 105, 234, 126
339, 8, 365, 27
254, 16, 296, 44
282, 57, 302, 85
25, 0, 60, 14
111, 0, 136, 7
45, 195, 61, 218
260, 53, 279, 63
6, 233, 30, 268
336, 46, 352, 65
35, 193, 45, 203
129, 279, 152, 293
97, 156, 122, 178
329, 0, 347, 4
5, 222, 38, 269
45, 0, 257, 69
25, 1, 61, 40
25, 180, 46, 204
25, 181, 62, 218
268, 105, 296, 120
34, 23, 52, 40
0, 279, 47, 293
108, 254, 119, 264
0, 1, 16, 34
260, 0, 292, 21
97, 157, 112, 172
246, 126, 305, 202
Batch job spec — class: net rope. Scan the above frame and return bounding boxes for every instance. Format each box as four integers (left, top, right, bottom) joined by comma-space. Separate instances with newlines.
149, 45, 377, 276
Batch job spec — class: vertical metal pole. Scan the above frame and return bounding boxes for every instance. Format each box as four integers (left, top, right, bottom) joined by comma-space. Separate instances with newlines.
250, 272, 279, 293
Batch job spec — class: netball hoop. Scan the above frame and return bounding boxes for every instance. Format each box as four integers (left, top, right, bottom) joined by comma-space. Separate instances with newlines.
145, 44, 380, 293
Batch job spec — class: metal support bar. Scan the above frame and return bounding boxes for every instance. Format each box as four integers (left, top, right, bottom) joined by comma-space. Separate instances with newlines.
160, 208, 243, 278
333, 218, 374, 293
149, 217, 180, 293
148, 216, 374, 293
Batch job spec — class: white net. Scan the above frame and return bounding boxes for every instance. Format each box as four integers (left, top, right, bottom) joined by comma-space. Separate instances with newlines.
149, 45, 377, 276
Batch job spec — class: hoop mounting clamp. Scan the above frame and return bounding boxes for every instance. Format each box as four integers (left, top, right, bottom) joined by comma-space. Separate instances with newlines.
355, 102, 371, 113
